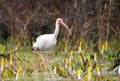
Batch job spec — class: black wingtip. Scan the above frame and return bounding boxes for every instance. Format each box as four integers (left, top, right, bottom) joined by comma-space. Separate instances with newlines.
31, 47, 39, 51
31, 47, 35, 50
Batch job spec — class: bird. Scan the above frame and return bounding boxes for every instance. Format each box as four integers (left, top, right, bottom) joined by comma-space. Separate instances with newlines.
32, 18, 71, 61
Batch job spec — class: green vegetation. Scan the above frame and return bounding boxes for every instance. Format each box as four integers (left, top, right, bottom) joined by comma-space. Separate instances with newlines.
0, 39, 119, 81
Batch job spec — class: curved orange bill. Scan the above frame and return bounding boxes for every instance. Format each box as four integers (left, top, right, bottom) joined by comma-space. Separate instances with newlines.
61, 21, 72, 35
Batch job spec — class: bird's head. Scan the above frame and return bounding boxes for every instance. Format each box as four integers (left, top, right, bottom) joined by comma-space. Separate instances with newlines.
57, 18, 72, 35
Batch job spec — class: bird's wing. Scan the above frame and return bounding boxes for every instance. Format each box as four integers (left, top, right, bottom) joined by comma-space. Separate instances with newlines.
33, 34, 56, 50
33, 35, 46, 49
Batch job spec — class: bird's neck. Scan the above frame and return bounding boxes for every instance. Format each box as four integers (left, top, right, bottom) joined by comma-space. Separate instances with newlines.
54, 22, 59, 38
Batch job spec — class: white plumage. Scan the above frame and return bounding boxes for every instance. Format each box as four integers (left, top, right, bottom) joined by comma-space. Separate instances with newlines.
32, 18, 71, 51
118, 65, 120, 76
33, 34, 57, 50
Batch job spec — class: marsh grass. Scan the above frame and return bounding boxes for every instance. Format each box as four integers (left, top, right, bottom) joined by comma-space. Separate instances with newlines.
0, 38, 119, 81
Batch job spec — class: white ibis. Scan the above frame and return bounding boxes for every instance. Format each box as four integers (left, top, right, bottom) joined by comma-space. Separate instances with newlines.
32, 18, 71, 61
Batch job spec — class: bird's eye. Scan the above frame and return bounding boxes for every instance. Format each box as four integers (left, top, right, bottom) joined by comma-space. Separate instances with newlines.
58, 19, 62, 24
58, 20, 61, 22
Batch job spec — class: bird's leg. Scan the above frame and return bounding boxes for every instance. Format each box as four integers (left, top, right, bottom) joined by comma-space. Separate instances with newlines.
34, 48, 45, 62
34, 50, 47, 70
45, 53, 51, 62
